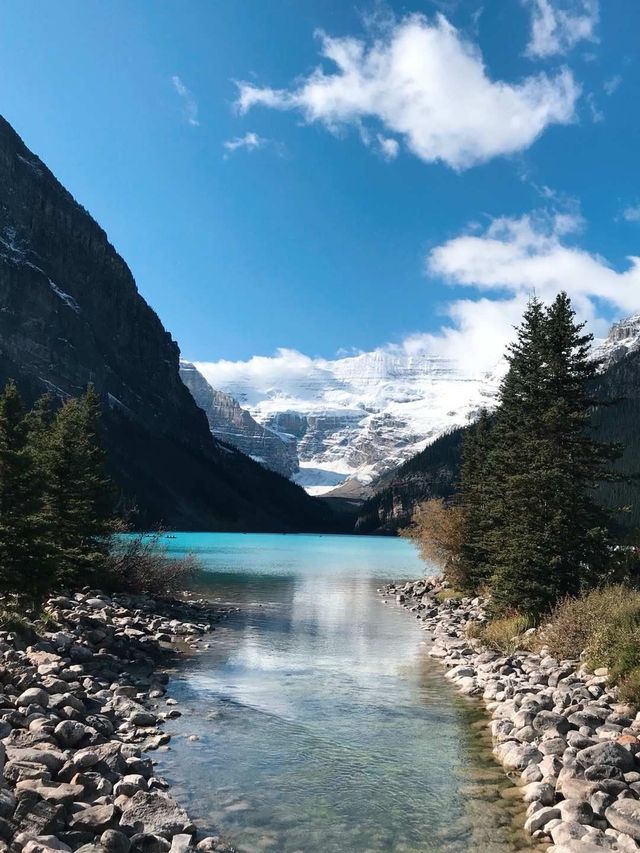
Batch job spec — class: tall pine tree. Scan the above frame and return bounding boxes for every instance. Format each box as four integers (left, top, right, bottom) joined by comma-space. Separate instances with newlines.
44, 385, 115, 585
0, 383, 55, 601
486, 294, 616, 616
457, 409, 495, 593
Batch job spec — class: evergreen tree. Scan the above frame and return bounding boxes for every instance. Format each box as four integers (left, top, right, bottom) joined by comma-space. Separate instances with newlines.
458, 409, 494, 592
44, 385, 115, 585
540, 292, 615, 592
0, 382, 54, 600
487, 294, 617, 616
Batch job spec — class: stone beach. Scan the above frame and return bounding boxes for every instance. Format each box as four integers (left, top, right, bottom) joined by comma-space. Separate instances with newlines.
382, 576, 640, 852
0, 590, 234, 853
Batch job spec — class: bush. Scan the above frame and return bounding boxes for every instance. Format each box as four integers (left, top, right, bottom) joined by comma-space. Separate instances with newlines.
105, 531, 199, 596
540, 586, 640, 661
473, 614, 534, 653
406, 499, 472, 591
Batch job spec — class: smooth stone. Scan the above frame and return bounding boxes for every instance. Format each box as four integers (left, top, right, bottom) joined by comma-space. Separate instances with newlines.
605, 798, 640, 841
17, 689, 49, 709
576, 742, 636, 773
524, 806, 561, 834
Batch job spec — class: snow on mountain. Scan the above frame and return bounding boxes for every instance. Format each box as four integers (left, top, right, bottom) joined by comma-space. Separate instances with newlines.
593, 313, 640, 368
194, 349, 502, 496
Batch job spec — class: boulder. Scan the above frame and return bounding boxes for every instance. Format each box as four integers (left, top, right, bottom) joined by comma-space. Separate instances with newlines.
68, 804, 117, 833
17, 688, 49, 709
524, 806, 561, 834
119, 792, 195, 839
576, 742, 636, 773
101, 830, 132, 853
605, 798, 640, 841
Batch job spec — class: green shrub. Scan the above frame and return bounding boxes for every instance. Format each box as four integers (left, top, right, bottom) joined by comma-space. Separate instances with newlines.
0, 605, 31, 633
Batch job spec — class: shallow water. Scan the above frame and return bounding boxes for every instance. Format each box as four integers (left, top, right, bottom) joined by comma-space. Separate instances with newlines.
152, 533, 532, 853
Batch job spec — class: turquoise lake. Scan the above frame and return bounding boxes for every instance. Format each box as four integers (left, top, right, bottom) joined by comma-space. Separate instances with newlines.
152, 533, 531, 853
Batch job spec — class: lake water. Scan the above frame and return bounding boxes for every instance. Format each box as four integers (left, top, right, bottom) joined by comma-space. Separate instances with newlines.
152, 533, 531, 853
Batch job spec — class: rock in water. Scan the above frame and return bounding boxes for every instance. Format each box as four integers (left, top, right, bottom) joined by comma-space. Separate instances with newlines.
119, 792, 195, 838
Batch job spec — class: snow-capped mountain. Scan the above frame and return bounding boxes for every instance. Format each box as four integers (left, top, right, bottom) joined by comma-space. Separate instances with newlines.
593, 313, 640, 368
194, 350, 502, 495
188, 313, 640, 497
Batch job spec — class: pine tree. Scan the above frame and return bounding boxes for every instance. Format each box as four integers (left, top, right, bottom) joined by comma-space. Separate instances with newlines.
44, 385, 115, 585
487, 294, 617, 616
540, 292, 616, 593
458, 409, 494, 592
0, 382, 55, 600
487, 297, 552, 616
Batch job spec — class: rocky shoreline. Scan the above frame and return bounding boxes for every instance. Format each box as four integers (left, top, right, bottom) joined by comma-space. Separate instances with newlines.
0, 589, 235, 853
382, 576, 640, 853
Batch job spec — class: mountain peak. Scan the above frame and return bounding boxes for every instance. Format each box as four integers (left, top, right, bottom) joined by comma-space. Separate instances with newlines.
593, 313, 640, 368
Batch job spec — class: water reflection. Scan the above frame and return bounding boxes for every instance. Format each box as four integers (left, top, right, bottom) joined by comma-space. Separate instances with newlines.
154, 534, 532, 852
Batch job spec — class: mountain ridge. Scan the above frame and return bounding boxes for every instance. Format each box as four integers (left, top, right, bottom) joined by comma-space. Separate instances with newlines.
0, 113, 335, 532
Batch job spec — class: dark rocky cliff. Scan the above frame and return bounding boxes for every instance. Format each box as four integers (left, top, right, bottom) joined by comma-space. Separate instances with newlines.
179, 362, 299, 478
0, 114, 334, 531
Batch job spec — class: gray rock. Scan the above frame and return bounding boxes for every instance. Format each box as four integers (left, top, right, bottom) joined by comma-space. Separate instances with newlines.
68, 803, 116, 833
17, 688, 49, 709
6, 748, 65, 773
169, 834, 193, 853
533, 711, 570, 735
521, 781, 556, 805
0, 788, 16, 819
53, 720, 86, 747
119, 792, 195, 839
524, 805, 561, 834
130, 834, 171, 853
576, 742, 636, 773
558, 798, 594, 825
101, 829, 132, 853
550, 820, 589, 844
605, 798, 640, 841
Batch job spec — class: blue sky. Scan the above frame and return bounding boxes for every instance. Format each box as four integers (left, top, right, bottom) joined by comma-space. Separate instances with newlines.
1, 0, 639, 371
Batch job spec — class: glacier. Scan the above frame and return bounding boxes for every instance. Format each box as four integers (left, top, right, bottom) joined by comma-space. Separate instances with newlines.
193, 349, 502, 495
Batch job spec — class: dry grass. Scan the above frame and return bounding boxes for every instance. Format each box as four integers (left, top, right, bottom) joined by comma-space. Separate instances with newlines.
539, 586, 640, 705
472, 614, 534, 653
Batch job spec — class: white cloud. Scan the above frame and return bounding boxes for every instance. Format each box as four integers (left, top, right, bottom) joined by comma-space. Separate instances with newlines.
421, 211, 640, 370
603, 74, 622, 96
524, 0, 599, 58
191, 208, 640, 382
623, 205, 640, 223
171, 75, 199, 127
585, 92, 603, 123
235, 14, 579, 170
377, 134, 399, 160
223, 131, 268, 154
